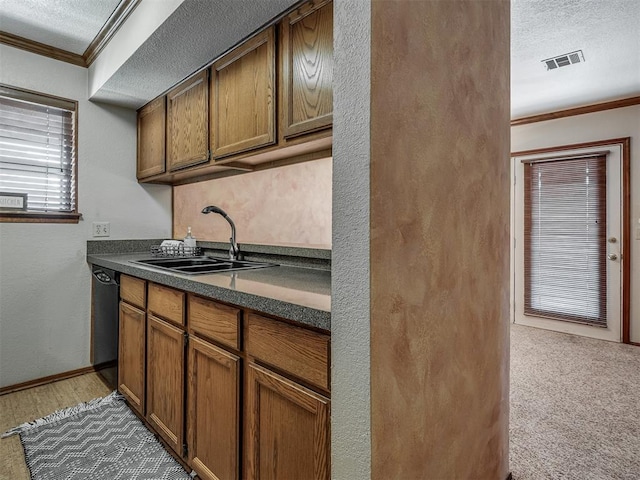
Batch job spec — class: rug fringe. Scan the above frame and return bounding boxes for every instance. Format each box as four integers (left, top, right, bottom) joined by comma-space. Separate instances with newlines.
1, 391, 123, 438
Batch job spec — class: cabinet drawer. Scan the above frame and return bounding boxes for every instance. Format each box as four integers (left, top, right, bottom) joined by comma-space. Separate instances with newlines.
246, 313, 329, 391
120, 275, 146, 309
188, 295, 241, 350
148, 283, 185, 326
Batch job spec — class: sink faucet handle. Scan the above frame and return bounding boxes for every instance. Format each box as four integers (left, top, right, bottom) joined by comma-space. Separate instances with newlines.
229, 237, 240, 260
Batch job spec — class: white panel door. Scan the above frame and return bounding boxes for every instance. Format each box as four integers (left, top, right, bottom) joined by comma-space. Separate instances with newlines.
513, 144, 623, 342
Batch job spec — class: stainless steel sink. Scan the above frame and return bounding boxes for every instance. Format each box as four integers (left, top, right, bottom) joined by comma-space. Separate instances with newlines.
131, 256, 277, 275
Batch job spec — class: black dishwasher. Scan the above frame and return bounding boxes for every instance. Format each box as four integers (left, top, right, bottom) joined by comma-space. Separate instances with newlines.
91, 265, 119, 389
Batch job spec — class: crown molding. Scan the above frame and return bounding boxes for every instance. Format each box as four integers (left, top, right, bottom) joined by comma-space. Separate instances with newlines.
511, 96, 640, 126
0, 31, 86, 66
84, 0, 141, 66
0, 0, 141, 68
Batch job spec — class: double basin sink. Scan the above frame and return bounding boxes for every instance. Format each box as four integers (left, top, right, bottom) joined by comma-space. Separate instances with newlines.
132, 256, 276, 275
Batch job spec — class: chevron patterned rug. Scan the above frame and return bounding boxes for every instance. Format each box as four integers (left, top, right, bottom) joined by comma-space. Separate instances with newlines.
2, 391, 193, 480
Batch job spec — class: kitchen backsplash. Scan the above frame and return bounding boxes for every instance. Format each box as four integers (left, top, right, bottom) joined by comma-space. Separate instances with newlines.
173, 157, 332, 247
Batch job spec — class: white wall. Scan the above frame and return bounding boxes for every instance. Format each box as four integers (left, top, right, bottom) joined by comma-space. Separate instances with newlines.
0, 45, 172, 388
331, 0, 371, 478
511, 104, 640, 343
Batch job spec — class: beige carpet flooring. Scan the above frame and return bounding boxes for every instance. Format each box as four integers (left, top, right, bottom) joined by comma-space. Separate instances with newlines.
510, 324, 640, 479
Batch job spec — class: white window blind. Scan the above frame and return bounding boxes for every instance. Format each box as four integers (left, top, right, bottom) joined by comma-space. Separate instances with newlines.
523, 155, 607, 327
0, 85, 77, 213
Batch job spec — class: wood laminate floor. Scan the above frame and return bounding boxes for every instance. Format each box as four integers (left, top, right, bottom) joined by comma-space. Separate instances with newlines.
0, 373, 112, 479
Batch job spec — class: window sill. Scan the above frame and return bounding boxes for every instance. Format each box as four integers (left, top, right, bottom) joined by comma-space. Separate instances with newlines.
0, 211, 82, 224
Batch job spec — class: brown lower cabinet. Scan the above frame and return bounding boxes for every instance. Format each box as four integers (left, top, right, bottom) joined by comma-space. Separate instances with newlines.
117, 275, 330, 479
188, 336, 240, 480
146, 314, 185, 455
118, 301, 145, 415
245, 363, 330, 480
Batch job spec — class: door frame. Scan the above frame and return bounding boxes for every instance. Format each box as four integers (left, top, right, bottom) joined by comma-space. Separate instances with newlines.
510, 137, 631, 343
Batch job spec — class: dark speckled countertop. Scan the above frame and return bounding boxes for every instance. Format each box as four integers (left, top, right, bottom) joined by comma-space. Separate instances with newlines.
88, 251, 331, 332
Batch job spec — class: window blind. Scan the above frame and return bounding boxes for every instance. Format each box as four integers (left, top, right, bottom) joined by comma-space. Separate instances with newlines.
0, 86, 76, 213
523, 155, 607, 327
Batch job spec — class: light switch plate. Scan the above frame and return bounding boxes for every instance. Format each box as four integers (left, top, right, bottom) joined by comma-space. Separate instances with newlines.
93, 222, 110, 237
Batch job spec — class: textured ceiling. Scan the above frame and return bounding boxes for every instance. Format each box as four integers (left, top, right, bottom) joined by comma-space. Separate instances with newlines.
0, 0, 121, 54
89, 0, 298, 108
511, 0, 640, 118
1, 0, 638, 117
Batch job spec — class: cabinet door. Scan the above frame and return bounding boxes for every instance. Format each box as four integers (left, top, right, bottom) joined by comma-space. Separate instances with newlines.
188, 336, 240, 480
211, 27, 276, 158
137, 96, 166, 179
279, 0, 333, 139
245, 364, 330, 480
146, 315, 185, 455
167, 70, 209, 171
118, 301, 146, 415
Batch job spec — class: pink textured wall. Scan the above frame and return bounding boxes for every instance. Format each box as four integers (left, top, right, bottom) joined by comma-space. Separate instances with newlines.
173, 158, 332, 247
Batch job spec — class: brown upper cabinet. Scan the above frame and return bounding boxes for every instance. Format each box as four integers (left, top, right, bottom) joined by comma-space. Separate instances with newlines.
211, 27, 276, 159
167, 70, 209, 171
137, 0, 333, 184
137, 97, 166, 179
279, 0, 333, 140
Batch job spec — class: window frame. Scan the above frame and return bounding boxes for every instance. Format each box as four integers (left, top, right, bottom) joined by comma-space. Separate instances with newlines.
0, 84, 80, 224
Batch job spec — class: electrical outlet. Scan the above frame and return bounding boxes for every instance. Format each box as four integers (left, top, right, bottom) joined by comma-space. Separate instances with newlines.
93, 222, 110, 237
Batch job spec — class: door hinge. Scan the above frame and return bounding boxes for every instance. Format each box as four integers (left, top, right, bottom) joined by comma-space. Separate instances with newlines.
513, 237, 516, 249
182, 443, 188, 457
183, 332, 189, 348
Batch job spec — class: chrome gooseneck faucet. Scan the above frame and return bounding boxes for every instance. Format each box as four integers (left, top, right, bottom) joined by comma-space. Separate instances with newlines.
201, 206, 240, 260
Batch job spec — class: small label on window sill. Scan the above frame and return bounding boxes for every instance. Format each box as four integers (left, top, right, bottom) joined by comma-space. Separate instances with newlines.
0, 193, 27, 210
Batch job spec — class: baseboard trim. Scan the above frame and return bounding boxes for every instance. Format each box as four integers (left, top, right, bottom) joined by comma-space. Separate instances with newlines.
630, 341, 640, 347
0, 362, 116, 396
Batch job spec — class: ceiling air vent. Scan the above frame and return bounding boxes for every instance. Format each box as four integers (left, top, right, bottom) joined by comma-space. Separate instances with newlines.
542, 50, 585, 70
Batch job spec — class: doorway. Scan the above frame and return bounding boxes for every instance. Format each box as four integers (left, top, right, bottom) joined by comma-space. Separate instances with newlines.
511, 139, 630, 342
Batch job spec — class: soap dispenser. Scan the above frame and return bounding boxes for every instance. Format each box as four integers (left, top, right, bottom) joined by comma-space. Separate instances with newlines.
184, 226, 197, 248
